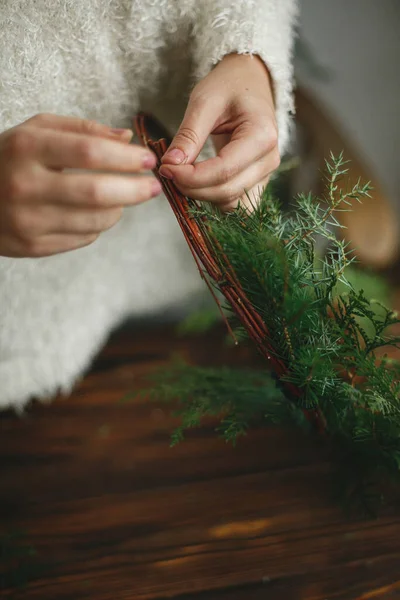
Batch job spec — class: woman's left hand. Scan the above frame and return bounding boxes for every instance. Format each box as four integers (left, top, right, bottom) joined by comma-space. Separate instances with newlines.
159, 52, 280, 211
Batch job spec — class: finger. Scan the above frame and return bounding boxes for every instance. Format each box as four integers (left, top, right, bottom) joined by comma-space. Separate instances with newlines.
3, 233, 99, 258
173, 153, 278, 210
160, 121, 278, 189
25, 113, 133, 142
45, 171, 162, 208
211, 133, 270, 211
240, 176, 271, 212
36, 233, 100, 257
161, 94, 225, 167
42, 233, 100, 256
43, 206, 123, 235
34, 128, 157, 171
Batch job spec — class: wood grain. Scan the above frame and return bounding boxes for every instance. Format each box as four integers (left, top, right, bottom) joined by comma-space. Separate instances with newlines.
1, 323, 400, 599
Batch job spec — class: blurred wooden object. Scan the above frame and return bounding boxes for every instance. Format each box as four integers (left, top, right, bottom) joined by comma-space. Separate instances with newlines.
294, 88, 399, 269
1, 322, 400, 599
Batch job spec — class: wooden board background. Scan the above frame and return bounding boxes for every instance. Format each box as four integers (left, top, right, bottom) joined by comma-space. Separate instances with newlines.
1, 321, 400, 600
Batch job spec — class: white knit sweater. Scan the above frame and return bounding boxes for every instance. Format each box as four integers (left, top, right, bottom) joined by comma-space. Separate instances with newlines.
0, 0, 298, 409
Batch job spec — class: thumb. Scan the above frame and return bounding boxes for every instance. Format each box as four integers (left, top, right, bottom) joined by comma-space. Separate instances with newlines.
161, 96, 219, 168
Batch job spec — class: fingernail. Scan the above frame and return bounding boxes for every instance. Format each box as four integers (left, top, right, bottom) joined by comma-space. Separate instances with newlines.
151, 180, 163, 197
142, 153, 157, 169
159, 167, 174, 179
163, 148, 186, 165
159, 167, 174, 180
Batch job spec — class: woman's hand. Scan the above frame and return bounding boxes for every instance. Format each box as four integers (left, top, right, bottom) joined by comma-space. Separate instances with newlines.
160, 53, 280, 210
0, 114, 161, 258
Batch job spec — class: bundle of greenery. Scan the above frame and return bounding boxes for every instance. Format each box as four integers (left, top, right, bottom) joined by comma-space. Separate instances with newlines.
135, 115, 400, 513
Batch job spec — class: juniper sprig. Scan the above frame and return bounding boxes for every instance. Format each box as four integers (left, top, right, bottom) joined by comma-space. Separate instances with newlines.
135, 113, 400, 511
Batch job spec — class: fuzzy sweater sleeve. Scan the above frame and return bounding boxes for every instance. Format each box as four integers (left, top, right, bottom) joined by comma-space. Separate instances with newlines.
191, 0, 299, 154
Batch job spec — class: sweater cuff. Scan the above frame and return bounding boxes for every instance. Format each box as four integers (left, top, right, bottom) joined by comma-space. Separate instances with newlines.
191, 0, 299, 155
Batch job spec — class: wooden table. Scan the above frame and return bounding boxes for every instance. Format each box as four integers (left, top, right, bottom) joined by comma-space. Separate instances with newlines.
1, 323, 400, 599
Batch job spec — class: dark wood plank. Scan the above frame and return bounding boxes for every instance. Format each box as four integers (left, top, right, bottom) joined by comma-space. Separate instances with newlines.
1, 324, 400, 599
172, 558, 400, 600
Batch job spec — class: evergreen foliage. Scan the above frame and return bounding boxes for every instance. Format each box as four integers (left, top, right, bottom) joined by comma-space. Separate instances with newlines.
140, 153, 400, 511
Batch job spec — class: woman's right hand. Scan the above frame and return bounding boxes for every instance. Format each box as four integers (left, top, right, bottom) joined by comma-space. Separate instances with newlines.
0, 113, 161, 258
